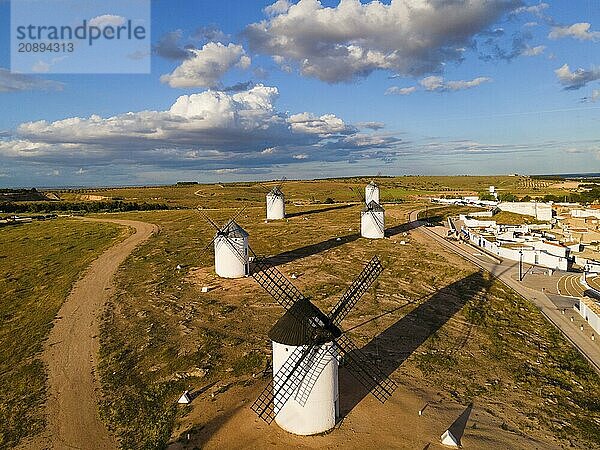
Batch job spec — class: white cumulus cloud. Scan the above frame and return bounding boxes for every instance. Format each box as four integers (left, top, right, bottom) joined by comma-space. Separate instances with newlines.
264, 0, 292, 16
160, 42, 251, 88
420, 75, 492, 92
245, 0, 520, 83
549, 23, 600, 41
0, 68, 64, 92
385, 86, 417, 95
89, 15, 126, 28
0, 85, 400, 170
555, 64, 600, 90
521, 45, 545, 56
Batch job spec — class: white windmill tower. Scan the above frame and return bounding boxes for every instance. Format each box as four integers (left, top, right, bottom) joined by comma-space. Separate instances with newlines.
265, 178, 286, 220
361, 201, 385, 239
201, 209, 250, 278
251, 256, 396, 435
365, 180, 380, 204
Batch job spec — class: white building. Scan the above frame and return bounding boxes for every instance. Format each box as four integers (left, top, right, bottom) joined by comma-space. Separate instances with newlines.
365, 181, 380, 204
214, 220, 249, 278
361, 201, 385, 239
266, 187, 285, 220
269, 299, 339, 435
498, 202, 553, 221
571, 209, 600, 220
575, 297, 600, 335
463, 228, 569, 271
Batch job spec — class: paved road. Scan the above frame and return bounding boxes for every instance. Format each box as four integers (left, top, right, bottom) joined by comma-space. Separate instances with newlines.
26, 218, 157, 450
409, 210, 600, 375
557, 274, 586, 298
589, 276, 600, 292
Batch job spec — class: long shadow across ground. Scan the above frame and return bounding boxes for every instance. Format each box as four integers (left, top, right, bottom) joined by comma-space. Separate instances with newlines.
260, 216, 421, 267
338, 271, 491, 417
286, 204, 354, 218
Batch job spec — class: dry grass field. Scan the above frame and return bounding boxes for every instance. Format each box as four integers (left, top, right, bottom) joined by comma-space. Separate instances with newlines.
53, 175, 577, 210
89, 186, 600, 449
0, 219, 126, 448
4, 177, 599, 449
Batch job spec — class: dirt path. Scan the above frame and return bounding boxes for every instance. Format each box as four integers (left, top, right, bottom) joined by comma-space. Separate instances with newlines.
27, 218, 157, 450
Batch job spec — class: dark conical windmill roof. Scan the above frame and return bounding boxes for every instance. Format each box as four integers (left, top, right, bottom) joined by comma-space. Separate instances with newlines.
268, 298, 341, 346
362, 200, 384, 213
268, 186, 284, 197
220, 220, 248, 239
367, 180, 378, 187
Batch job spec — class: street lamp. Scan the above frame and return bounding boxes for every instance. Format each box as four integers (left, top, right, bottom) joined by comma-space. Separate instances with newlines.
519, 249, 523, 282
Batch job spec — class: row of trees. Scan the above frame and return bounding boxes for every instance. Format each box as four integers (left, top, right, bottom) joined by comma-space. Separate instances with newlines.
477, 186, 600, 205
0, 200, 172, 214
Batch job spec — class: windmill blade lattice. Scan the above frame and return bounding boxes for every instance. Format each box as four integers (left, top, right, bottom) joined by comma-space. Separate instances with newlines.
293, 344, 337, 406
350, 186, 366, 204
328, 256, 383, 326
252, 344, 317, 423
370, 210, 385, 234
252, 257, 308, 312
214, 234, 247, 264
331, 334, 397, 402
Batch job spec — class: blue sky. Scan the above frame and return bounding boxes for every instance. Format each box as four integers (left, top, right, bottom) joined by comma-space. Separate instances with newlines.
0, 0, 599, 187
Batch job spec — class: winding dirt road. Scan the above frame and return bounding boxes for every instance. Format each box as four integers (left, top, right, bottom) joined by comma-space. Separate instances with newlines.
27, 218, 157, 450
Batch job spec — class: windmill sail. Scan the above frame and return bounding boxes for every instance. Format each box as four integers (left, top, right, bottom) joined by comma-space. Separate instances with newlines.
370, 209, 385, 234
252, 344, 317, 423
214, 220, 249, 264
252, 257, 307, 311
331, 334, 397, 402
250, 256, 396, 422
328, 256, 383, 326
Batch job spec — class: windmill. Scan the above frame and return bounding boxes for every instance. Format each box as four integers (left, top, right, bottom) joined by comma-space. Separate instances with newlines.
361, 201, 385, 239
262, 177, 286, 220
365, 175, 381, 205
351, 187, 385, 239
250, 256, 396, 435
200, 207, 250, 278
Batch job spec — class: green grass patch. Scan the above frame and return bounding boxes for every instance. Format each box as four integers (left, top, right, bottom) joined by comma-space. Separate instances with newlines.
0, 219, 125, 448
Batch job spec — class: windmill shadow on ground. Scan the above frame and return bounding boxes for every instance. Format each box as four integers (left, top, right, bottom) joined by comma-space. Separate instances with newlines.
286, 203, 354, 218
338, 271, 490, 418
258, 217, 421, 267
259, 232, 361, 267
385, 219, 423, 237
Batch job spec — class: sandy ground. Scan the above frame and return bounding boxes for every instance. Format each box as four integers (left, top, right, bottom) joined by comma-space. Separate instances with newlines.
22, 218, 157, 450
167, 373, 558, 450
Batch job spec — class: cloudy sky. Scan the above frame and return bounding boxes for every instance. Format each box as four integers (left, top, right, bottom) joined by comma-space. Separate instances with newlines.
0, 0, 599, 187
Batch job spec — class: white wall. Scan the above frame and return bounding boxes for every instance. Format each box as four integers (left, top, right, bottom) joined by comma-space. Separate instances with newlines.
266, 194, 285, 220
460, 215, 496, 228
498, 202, 553, 221
272, 341, 338, 435
464, 228, 569, 271
530, 241, 569, 258
572, 209, 600, 219
576, 299, 600, 335
361, 211, 385, 239
214, 236, 248, 278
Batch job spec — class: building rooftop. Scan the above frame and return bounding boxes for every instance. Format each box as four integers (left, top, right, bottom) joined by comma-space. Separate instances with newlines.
220, 220, 249, 239
580, 296, 600, 317
363, 200, 384, 212
268, 298, 342, 346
